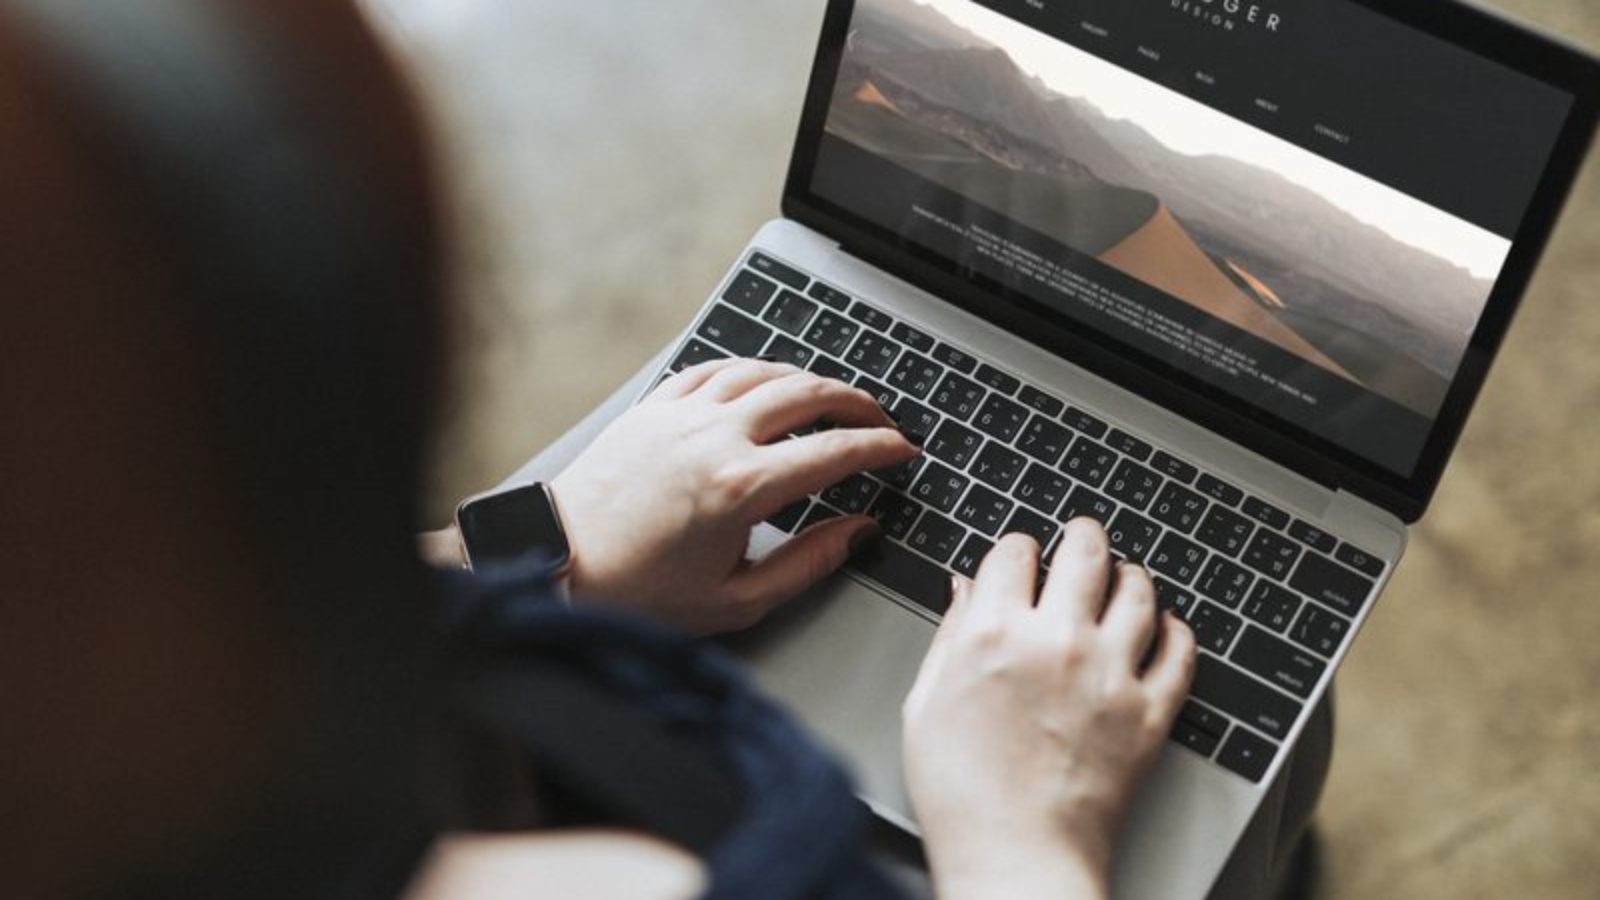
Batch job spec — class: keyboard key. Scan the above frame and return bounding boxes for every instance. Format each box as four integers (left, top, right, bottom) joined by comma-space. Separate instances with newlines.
891, 398, 941, 445
1018, 385, 1065, 417
951, 534, 994, 578
1290, 603, 1350, 658
1196, 473, 1245, 507
970, 442, 1027, 493
1149, 482, 1210, 533
748, 252, 809, 290
890, 322, 936, 354
1241, 496, 1291, 530
973, 395, 1029, 443
1061, 486, 1117, 524
1189, 602, 1243, 654
849, 539, 951, 617
931, 342, 978, 374
803, 311, 859, 357
798, 503, 842, 532
1242, 581, 1302, 633
1001, 507, 1060, 552
1216, 727, 1278, 783
1231, 626, 1326, 699
847, 301, 894, 332
854, 376, 899, 413
1062, 437, 1118, 488
974, 364, 1021, 395
927, 420, 983, 469
1289, 553, 1375, 618
1104, 459, 1164, 511
869, 492, 924, 541
763, 290, 819, 337
1014, 463, 1070, 516
908, 515, 965, 563
1172, 701, 1230, 758
766, 498, 810, 533
1154, 577, 1198, 618
956, 485, 1014, 536
1148, 533, 1209, 585
723, 270, 779, 315
670, 338, 729, 372
1061, 406, 1110, 439
761, 334, 814, 368
1105, 428, 1154, 462
887, 351, 943, 400
1288, 519, 1338, 555
1171, 718, 1223, 758
911, 462, 969, 513
1195, 506, 1256, 557
1242, 528, 1303, 582
808, 355, 854, 382
1335, 543, 1385, 577
806, 281, 852, 310
1016, 415, 1072, 465
1192, 655, 1301, 741
1196, 557, 1255, 608
823, 474, 880, 515
928, 371, 986, 421
873, 455, 925, 492
1107, 509, 1160, 561
697, 306, 772, 357
1151, 451, 1199, 484
845, 331, 901, 378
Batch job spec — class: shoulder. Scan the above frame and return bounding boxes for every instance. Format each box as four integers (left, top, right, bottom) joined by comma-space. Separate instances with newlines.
404, 830, 706, 900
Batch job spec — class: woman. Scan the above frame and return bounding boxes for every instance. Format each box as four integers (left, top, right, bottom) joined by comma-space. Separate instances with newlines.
0, 1, 1317, 899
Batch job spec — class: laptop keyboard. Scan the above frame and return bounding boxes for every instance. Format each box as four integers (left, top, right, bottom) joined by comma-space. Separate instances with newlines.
666, 252, 1387, 784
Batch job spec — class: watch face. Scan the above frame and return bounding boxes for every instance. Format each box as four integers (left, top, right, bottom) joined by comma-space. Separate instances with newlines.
457, 484, 570, 568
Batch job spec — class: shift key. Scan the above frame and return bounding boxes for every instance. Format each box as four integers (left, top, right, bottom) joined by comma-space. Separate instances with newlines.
1231, 626, 1325, 699
1191, 655, 1301, 740
1289, 552, 1375, 617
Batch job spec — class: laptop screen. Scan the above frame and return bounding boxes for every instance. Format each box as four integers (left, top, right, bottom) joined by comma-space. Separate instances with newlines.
793, 0, 1587, 499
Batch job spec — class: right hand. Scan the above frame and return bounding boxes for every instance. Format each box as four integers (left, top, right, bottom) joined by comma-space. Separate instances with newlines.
902, 522, 1196, 900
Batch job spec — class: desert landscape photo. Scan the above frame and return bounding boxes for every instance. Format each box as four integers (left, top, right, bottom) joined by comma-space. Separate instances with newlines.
826, 0, 1510, 418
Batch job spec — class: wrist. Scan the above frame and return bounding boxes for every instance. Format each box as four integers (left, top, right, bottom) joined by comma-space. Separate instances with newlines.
417, 525, 468, 570
924, 826, 1109, 900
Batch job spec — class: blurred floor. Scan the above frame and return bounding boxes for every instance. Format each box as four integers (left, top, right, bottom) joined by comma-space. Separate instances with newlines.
367, 1, 1600, 896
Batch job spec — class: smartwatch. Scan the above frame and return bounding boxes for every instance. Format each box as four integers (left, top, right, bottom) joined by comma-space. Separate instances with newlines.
454, 482, 573, 579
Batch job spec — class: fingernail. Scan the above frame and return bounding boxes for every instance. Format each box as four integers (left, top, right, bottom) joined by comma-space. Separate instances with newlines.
755, 353, 780, 363
848, 521, 883, 555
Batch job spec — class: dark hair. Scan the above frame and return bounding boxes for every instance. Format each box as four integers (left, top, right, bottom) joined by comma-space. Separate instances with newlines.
1, 0, 448, 895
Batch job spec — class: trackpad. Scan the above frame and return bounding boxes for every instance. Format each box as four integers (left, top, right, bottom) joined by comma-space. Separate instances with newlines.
720, 567, 937, 829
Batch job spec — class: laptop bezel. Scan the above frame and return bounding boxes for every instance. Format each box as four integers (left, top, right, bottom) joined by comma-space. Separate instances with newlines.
780, 0, 1600, 523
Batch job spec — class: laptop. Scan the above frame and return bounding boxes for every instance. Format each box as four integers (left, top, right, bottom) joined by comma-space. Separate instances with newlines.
512, 0, 1598, 895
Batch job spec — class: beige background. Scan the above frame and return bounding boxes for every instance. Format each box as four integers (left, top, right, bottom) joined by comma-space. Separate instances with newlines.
366, 1, 1599, 896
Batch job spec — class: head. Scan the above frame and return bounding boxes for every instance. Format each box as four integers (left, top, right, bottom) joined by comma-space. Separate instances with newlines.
0, 0, 446, 895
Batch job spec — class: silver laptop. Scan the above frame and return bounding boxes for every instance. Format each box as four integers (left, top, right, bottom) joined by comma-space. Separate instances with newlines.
515, 0, 1597, 896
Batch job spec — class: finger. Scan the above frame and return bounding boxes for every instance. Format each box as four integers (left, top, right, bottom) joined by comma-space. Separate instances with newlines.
736, 373, 895, 442
722, 515, 880, 618
696, 359, 803, 403
1099, 561, 1159, 661
968, 532, 1041, 616
1037, 517, 1114, 623
646, 357, 746, 402
1141, 613, 1198, 722
754, 427, 918, 509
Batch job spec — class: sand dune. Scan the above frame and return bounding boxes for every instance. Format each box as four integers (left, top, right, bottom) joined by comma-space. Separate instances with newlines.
1100, 206, 1357, 380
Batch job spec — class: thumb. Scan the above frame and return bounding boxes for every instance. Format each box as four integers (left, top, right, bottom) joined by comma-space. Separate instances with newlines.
725, 515, 881, 614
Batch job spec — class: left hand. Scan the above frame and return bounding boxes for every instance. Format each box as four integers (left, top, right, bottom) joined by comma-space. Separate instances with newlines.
550, 359, 919, 634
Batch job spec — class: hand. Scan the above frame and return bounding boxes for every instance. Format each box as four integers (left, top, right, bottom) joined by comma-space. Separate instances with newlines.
902, 523, 1196, 900
549, 359, 919, 634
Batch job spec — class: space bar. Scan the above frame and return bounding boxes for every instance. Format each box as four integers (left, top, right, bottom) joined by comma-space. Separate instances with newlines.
847, 541, 951, 617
